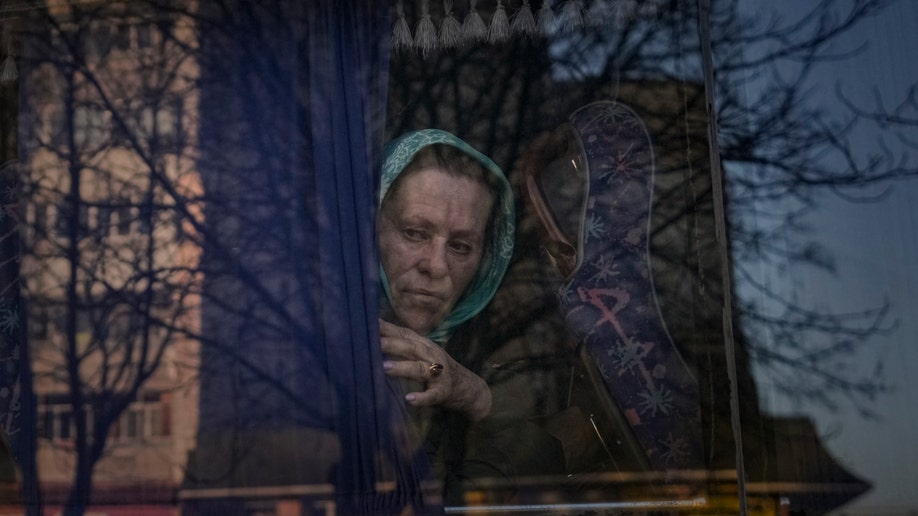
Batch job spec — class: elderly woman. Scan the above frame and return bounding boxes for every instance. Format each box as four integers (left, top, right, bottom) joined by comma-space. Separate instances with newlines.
377, 129, 563, 504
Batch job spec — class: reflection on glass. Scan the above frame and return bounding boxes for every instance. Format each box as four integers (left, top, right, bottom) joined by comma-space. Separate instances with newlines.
0, 0, 915, 515
386, 2, 720, 511
730, 1, 918, 515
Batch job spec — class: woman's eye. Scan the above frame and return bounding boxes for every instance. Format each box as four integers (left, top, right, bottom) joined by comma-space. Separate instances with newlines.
449, 241, 472, 255
403, 228, 426, 240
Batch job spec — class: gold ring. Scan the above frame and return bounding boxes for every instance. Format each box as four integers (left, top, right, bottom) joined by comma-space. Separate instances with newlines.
429, 362, 444, 378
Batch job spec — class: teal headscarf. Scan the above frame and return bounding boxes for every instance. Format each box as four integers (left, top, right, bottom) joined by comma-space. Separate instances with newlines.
379, 129, 515, 343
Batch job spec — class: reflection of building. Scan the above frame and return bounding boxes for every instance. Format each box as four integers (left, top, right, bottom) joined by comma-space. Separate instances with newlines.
9, 2, 203, 513
506, 78, 872, 514
178, 4, 342, 514
630, 79, 871, 514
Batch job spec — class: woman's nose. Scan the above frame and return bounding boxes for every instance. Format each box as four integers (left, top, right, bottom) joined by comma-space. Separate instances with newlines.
418, 240, 449, 277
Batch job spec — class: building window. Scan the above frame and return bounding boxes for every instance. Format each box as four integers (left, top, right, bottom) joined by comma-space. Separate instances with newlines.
114, 23, 132, 52
52, 203, 89, 239
113, 97, 183, 153
78, 204, 89, 233
58, 409, 72, 440
125, 407, 141, 439
80, 19, 162, 59
140, 97, 183, 150
94, 205, 113, 239
32, 307, 49, 340
85, 23, 113, 58
54, 204, 70, 238
74, 104, 108, 150
116, 205, 132, 235
38, 394, 170, 443
114, 395, 172, 441
107, 21, 159, 54
31, 203, 49, 242
136, 23, 153, 49
48, 109, 68, 150
37, 402, 75, 442
37, 408, 52, 439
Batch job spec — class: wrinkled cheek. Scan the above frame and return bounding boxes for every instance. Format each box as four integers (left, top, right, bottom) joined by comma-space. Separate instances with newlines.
393, 302, 442, 335
452, 265, 481, 300
378, 233, 405, 277
396, 292, 441, 317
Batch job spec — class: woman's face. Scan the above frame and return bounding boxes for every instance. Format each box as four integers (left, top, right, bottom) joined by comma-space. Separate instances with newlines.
379, 167, 495, 335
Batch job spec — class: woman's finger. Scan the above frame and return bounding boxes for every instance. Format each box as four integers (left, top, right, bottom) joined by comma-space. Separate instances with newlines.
379, 319, 414, 338
405, 385, 446, 407
380, 330, 448, 364
383, 358, 440, 381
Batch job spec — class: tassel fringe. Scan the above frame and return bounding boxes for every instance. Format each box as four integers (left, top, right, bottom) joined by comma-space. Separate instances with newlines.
440, 0, 463, 47
462, 0, 488, 45
511, 0, 537, 36
586, 0, 615, 26
414, 0, 438, 56
559, 0, 585, 33
391, 0, 659, 56
392, 0, 414, 53
0, 56, 17, 83
537, 1, 558, 35
489, 0, 510, 43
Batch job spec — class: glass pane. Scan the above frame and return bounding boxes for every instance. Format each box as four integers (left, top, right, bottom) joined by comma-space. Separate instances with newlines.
384, 0, 722, 511
726, 1, 918, 514
11, 0, 913, 514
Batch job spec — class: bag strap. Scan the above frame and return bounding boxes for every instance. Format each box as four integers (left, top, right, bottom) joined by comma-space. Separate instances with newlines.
520, 127, 580, 278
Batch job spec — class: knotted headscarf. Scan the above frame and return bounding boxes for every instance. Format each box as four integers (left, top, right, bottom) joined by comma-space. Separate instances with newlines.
379, 129, 515, 343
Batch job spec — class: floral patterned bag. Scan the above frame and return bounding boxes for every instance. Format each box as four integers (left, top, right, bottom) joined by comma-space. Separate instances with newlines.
523, 101, 703, 474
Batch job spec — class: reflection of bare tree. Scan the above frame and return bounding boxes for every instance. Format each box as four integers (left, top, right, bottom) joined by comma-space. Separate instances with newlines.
6, 0, 912, 511
387, 5, 909, 504
390, 0, 908, 429
18, 4, 202, 513
711, 0, 909, 417
178, 3, 410, 513
17, 2, 332, 512
20, 2, 402, 513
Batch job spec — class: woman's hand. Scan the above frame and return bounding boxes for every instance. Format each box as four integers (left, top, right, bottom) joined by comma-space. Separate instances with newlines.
380, 319, 492, 421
